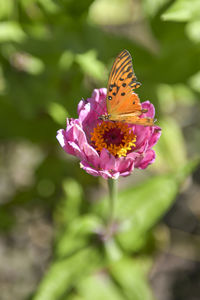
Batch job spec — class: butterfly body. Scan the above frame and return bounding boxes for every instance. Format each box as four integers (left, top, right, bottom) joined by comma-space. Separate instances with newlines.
101, 50, 154, 126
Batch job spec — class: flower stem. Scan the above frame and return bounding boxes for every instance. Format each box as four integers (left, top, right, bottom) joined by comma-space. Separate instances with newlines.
107, 178, 117, 225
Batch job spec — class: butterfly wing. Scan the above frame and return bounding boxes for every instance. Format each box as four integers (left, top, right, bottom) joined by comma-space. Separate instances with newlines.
110, 114, 155, 126
106, 50, 154, 126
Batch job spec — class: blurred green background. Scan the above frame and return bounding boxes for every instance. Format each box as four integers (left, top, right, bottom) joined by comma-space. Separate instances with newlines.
0, 0, 200, 299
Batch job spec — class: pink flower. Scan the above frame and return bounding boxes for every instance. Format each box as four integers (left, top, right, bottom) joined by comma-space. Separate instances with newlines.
56, 88, 161, 179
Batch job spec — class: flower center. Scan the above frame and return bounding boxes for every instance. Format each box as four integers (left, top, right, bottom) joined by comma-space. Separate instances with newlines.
90, 121, 136, 157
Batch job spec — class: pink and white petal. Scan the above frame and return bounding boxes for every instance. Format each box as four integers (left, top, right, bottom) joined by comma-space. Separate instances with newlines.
126, 151, 140, 160
68, 141, 84, 160
137, 149, 156, 169
99, 170, 120, 180
120, 171, 133, 177
137, 140, 149, 155
92, 88, 107, 104
56, 129, 76, 155
77, 98, 89, 115
78, 102, 91, 123
99, 170, 112, 179
80, 160, 100, 177
117, 157, 134, 175
82, 112, 100, 137
149, 127, 162, 148
82, 143, 100, 168
98, 88, 107, 106
90, 88, 107, 116
99, 87, 107, 98
134, 126, 152, 150
99, 148, 116, 171
65, 119, 81, 141
141, 101, 155, 118
111, 172, 120, 179
66, 118, 75, 131
73, 124, 88, 145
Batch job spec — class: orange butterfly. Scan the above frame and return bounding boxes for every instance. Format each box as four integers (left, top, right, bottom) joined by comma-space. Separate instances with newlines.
101, 49, 154, 126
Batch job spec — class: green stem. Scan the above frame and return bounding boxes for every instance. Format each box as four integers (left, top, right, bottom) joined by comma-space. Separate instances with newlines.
107, 178, 118, 225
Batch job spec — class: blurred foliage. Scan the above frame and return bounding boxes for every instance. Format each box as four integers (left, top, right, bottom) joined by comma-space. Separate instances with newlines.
0, 0, 200, 299
32, 160, 199, 300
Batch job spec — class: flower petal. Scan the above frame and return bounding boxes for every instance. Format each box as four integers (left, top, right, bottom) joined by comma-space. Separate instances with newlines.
56, 129, 76, 156
82, 143, 100, 168
134, 126, 152, 151
141, 101, 155, 118
136, 149, 156, 169
68, 141, 84, 159
100, 148, 116, 171
80, 160, 100, 177
92, 88, 107, 104
116, 157, 135, 176
78, 102, 91, 123
149, 126, 162, 148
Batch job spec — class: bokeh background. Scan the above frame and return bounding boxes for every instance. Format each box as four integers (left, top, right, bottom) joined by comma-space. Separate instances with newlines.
0, 0, 200, 299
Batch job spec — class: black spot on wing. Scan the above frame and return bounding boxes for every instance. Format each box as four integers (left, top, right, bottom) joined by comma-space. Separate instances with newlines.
127, 72, 133, 78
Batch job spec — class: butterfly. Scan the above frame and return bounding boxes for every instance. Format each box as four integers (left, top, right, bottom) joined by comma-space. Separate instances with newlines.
100, 49, 154, 126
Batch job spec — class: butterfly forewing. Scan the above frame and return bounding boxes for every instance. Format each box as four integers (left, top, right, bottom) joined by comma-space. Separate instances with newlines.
105, 49, 154, 126
106, 50, 141, 116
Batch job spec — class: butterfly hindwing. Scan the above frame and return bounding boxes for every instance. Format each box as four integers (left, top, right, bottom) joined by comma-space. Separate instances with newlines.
110, 114, 154, 126
107, 50, 141, 116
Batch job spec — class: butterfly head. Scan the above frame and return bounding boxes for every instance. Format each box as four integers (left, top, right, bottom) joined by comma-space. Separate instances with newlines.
98, 113, 111, 121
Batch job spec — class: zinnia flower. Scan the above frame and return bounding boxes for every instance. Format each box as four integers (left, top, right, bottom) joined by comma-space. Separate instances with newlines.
56, 88, 161, 179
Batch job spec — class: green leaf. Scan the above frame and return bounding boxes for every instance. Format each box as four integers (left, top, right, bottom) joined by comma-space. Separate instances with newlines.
115, 160, 199, 252
55, 215, 103, 258
109, 257, 154, 300
161, 0, 200, 22
54, 179, 82, 227
186, 20, 200, 43
189, 70, 200, 93
37, 0, 60, 13
143, 0, 170, 18
47, 102, 69, 125
20, 53, 45, 75
0, 21, 26, 42
65, 0, 94, 17
154, 117, 187, 172
76, 50, 107, 81
157, 83, 195, 113
33, 247, 101, 300
0, 0, 14, 19
89, 0, 134, 25
59, 51, 74, 71
95, 160, 199, 252
77, 272, 124, 300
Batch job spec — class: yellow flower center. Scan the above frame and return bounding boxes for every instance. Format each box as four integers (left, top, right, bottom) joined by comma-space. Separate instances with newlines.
91, 121, 136, 157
